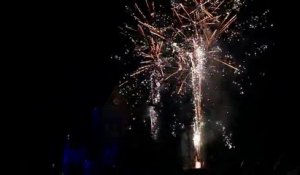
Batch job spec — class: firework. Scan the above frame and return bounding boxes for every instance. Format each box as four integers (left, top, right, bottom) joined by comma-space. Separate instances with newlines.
119, 0, 249, 169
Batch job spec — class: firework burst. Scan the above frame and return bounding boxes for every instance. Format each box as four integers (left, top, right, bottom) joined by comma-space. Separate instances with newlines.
116, 0, 269, 169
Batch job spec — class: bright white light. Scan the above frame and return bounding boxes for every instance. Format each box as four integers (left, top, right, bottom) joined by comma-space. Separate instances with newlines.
195, 161, 201, 169
193, 130, 201, 148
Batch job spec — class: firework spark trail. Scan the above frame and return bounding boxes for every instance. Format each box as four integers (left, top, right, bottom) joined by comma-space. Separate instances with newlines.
190, 40, 206, 167
148, 106, 159, 140
121, 0, 246, 168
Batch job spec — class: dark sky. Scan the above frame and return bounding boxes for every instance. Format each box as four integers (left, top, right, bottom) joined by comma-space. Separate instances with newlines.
8, 0, 299, 174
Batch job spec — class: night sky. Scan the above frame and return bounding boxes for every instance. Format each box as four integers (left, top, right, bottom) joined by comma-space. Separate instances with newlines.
9, 0, 299, 174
